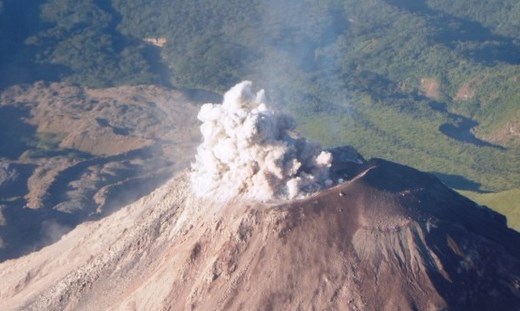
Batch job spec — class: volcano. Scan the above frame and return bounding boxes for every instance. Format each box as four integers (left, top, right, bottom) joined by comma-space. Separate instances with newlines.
1, 157, 519, 311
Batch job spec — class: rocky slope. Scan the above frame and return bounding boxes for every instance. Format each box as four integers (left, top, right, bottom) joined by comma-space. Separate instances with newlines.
1, 158, 519, 310
0, 82, 202, 260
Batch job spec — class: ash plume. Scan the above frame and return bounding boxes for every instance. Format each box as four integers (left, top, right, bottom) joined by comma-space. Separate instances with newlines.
190, 81, 333, 202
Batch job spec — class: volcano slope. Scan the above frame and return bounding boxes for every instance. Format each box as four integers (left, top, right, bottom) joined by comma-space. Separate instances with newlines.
0, 158, 519, 311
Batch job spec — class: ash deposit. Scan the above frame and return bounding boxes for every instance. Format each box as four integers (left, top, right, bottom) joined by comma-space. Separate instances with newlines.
2, 158, 520, 311
1, 83, 519, 311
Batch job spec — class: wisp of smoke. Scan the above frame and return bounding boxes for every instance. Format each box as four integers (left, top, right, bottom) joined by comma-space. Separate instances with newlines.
190, 81, 333, 202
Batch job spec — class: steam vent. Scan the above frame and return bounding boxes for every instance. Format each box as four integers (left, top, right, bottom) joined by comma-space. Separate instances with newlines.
0, 82, 519, 311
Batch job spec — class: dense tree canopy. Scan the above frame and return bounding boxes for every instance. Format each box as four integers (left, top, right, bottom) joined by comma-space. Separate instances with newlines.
1, 0, 519, 191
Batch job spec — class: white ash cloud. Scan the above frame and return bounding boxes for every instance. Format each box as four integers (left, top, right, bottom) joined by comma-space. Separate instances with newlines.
190, 81, 333, 202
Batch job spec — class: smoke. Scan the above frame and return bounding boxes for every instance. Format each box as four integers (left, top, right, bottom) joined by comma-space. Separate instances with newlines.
190, 81, 333, 202
40, 219, 72, 246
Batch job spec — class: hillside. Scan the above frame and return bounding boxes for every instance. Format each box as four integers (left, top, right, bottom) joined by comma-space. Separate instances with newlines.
0, 0, 518, 194
1, 3, 520, 305
0, 82, 200, 260
461, 189, 520, 231
1, 159, 519, 310
0, 0, 519, 260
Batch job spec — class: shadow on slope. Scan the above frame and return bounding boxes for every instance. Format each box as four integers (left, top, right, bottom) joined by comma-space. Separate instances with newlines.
0, 106, 36, 159
428, 101, 506, 150
0, 0, 67, 90
382, 0, 520, 65
355, 159, 520, 308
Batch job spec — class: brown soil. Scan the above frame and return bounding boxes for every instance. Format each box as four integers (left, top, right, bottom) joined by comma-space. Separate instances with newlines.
420, 78, 440, 100
454, 82, 476, 101
1, 160, 519, 311
0, 82, 202, 260
454, 75, 489, 102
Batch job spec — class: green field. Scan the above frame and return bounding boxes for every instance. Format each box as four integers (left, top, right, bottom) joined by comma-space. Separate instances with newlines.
460, 189, 520, 231
1, 0, 519, 221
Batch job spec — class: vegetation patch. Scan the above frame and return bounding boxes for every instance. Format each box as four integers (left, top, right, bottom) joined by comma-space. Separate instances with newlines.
460, 189, 520, 231
0, 0, 519, 194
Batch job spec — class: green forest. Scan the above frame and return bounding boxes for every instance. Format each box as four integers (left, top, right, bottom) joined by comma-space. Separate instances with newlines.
1, 0, 519, 210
